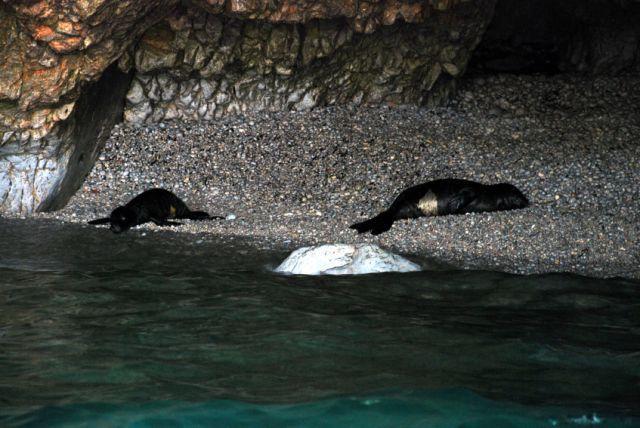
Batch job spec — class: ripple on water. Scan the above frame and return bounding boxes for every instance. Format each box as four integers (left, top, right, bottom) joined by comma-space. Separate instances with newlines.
0, 219, 639, 426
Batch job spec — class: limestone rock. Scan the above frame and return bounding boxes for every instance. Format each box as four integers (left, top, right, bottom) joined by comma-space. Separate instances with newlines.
0, 0, 176, 214
123, 1, 496, 124
1, 0, 176, 110
0, 64, 132, 213
274, 244, 422, 275
191, 0, 455, 32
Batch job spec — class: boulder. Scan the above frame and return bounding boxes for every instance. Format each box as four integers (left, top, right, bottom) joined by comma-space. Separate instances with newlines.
274, 243, 421, 275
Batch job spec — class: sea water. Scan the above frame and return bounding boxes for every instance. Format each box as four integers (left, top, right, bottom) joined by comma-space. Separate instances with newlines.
0, 219, 638, 427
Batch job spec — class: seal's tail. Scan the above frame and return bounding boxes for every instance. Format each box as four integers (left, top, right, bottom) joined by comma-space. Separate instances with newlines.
184, 211, 225, 221
349, 211, 394, 235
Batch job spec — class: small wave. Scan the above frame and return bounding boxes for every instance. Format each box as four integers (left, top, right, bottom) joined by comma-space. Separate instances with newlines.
2, 390, 636, 428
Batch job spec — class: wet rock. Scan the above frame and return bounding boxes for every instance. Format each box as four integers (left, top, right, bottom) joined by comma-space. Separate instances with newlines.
274, 244, 422, 275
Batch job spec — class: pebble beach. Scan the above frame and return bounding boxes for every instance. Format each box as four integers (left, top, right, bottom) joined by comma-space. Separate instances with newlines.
19, 73, 640, 279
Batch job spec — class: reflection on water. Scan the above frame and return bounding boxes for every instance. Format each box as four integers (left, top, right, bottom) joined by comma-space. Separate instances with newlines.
0, 219, 639, 426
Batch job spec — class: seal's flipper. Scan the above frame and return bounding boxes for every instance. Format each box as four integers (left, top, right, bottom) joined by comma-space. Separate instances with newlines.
350, 211, 394, 235
182, 211, 225, 221
88, 218, 111, 225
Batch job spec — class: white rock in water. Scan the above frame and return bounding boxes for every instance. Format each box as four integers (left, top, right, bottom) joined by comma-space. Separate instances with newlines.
274, 244, 421, 275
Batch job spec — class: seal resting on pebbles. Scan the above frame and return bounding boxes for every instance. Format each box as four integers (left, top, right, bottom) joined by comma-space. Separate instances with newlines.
88, 188, 223, 233
350, 179, 529, 235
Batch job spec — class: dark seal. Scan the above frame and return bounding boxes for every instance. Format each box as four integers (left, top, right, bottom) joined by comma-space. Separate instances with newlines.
88, 188, 223, 233
350, 178, 529, 235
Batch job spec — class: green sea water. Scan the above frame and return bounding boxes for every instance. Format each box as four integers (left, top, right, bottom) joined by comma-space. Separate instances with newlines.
0, 219, 638, 427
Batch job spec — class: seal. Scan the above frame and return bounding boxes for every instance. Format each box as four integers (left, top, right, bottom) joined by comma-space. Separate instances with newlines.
350, 178, 529, 235
88, 188, 223, 233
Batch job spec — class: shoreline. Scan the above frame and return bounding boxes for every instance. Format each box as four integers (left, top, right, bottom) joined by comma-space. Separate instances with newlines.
3, 213, 638, 280
4, 73, 639, 279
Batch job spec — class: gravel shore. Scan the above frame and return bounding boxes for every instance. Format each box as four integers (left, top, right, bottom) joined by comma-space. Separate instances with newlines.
15, 73, 640, 279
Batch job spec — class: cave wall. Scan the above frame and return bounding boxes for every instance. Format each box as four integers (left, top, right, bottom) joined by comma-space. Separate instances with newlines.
0, 64, 131, 213
471, 0, 640, 74
123, 2, 494, 124
0, 0, 176, 214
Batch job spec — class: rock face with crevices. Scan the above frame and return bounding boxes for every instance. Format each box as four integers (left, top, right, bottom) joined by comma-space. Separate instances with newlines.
0, 0, 496, 214
0, 0, 175, 213
123, 1, 495, 123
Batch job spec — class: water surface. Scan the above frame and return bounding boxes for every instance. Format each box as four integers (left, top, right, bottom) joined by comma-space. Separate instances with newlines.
0, 219, 638, 427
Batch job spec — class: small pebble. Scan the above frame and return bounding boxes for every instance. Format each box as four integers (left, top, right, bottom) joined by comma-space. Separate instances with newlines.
20, 74, 640, 279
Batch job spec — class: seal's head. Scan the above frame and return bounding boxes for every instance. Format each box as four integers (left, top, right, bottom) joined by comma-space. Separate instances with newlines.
109, 206, 137, 233
491, 183, 529, 210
